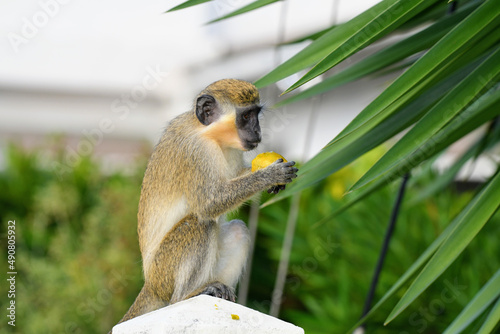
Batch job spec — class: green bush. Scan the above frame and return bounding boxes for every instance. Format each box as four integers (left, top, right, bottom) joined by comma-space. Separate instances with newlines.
0, 144, 146, 333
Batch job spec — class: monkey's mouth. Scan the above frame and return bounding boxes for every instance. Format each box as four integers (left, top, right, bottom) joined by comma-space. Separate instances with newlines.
243, 140, 260, 151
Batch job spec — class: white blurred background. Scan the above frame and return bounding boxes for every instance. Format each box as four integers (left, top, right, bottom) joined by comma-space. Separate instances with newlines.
1, 0, 495, 179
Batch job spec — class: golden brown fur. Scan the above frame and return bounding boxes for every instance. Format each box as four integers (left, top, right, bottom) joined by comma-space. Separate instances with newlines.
199, 79, 260, 106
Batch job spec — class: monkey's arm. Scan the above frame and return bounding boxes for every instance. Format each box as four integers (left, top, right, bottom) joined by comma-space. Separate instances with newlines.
238, 167, 287, 194
196, 160, 297, 218
239, 167, 286, 195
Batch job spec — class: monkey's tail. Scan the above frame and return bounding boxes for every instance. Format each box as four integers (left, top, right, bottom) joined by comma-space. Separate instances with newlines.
109, 284, 163, 334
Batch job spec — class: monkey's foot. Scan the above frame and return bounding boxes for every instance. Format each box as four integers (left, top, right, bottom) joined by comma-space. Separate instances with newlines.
199, 282, 236, 302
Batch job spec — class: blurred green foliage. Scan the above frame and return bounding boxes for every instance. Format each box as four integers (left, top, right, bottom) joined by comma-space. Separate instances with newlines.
0, 144, 146, 333
1, 144, 499, 333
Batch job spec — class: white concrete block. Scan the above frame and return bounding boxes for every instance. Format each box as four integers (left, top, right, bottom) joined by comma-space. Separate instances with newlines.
113, 295, 304, 334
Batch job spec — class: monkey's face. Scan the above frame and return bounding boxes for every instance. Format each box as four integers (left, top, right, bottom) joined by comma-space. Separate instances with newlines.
235, 105, 262, 151
197, 100, 262, 151
196, 79, 262, 151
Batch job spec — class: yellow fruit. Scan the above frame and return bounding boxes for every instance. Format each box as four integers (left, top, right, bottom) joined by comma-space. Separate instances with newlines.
251, 152, 287, 172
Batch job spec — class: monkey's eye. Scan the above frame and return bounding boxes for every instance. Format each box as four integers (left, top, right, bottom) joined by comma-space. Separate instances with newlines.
243, 113, 250, 120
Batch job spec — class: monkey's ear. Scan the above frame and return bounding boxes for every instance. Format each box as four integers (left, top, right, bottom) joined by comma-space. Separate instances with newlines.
196, 94, 218, 126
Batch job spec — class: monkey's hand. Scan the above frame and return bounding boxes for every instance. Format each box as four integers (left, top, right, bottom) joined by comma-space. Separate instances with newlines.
198, 282, 236, 302
268, 184, 286, 194
264, 159, 298, 194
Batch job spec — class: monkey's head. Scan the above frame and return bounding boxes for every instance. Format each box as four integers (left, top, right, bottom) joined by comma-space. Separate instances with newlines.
196, 79, 263, 151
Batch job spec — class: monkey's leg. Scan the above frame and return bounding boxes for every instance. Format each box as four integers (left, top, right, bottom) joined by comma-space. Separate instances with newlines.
150, 214, 221, 305
114, 214, 219, 331
186, 219, 250, 302
215, 219, 251, 288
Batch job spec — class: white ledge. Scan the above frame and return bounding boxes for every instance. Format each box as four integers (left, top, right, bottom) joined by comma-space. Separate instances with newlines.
113, 295, 304, 334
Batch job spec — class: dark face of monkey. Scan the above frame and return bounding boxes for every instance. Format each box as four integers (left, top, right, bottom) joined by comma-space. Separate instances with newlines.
235, 105, 262, 150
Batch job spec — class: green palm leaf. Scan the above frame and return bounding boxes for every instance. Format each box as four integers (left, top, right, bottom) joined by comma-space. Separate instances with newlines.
208, 0, 280, 24
283, 0, 441, 94
350, 46, 500, 191
274, 3, 477, 108
477, 296, 500, 334
346, 200, 470, 332
263, 1, 500, 206
279, 27, 334, 46
410, 118, 500, 205
332, 0, 500, 144
166, 0, 212, 12
263, 57, 480, 207
254, 0, 400, 88
385, 170, 500, 323
443, 269, 500, 334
